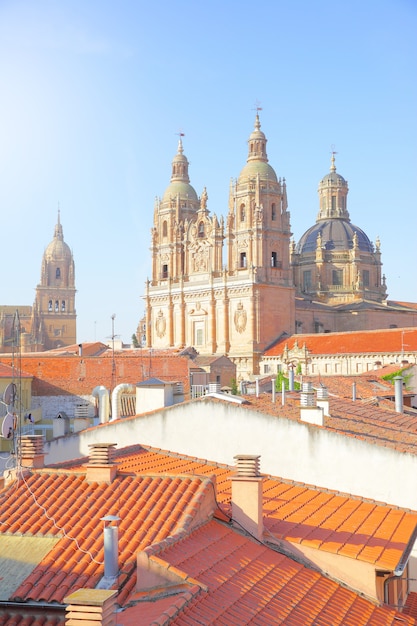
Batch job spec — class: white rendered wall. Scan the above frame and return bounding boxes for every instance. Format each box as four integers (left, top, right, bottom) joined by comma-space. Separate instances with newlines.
44, 396, 417, 512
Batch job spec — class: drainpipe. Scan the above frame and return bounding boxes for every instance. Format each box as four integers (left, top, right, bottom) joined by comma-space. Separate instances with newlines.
384, 523, 417, 606
352, 382, 356, 402
92, 386, 110, 423
111, 383, 135, 421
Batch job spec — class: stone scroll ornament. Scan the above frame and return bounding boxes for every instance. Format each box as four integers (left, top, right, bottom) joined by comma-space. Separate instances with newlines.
155, 310, 167, 338
234, 302, 247, 333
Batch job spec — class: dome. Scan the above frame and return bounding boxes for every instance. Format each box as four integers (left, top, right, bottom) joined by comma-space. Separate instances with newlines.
320, 170, 347, 187
238, 160, 278, 183
44, 237, 72, 261
44, 216, 72, 261
162, 180, 199, 203
296, 219, 374, 254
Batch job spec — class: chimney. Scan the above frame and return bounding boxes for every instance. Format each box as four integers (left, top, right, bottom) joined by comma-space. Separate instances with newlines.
78, 343, 83, 357
100, 515, 121, 583
20, 435, 45, 469
316, 385, 330, 416
231, 455, 263, 540
64, 589, 117, 626
300, 382, 324, 426
394, 376, 404, 414
86, 443, 117, 483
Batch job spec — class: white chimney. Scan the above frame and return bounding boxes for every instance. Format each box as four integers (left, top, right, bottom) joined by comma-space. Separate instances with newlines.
101, 515, 121, 583
316, 386, 330, 417
394, 376, 404, 414
231, 455, 263, 540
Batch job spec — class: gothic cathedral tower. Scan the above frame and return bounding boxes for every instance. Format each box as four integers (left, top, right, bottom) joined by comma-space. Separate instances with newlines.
144, 115, 295, 379
32, 212, 76, 350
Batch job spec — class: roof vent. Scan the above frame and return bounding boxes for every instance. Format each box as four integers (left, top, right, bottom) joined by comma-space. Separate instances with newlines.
20, 435, 45, 469
64, 589, 117, 626
86, 443, 117, 483
234, 454, 260, 477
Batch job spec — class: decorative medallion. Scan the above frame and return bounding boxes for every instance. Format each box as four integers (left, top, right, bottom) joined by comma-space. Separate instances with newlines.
234, 301, 247, 334
155, 309, 166, 338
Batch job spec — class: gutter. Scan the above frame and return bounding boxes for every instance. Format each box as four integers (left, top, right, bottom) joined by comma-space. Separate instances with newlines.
384, 522, 417, 604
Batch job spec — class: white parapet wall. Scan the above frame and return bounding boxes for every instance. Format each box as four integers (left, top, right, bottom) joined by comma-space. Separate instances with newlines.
44, 396, 417, 512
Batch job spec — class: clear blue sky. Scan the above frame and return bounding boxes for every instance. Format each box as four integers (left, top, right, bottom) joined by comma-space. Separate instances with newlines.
0, 0, 416, 345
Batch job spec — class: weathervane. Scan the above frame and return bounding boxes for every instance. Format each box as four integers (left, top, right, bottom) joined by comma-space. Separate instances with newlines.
253, 100, 263, 114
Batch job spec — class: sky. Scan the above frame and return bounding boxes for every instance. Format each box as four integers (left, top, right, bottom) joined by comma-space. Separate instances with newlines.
0, 0, 416, 346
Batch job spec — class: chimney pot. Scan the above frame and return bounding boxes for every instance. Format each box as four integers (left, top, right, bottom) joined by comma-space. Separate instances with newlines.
20, 435, 45, 468
234, 454, 260, 477
86, 443, 117, 483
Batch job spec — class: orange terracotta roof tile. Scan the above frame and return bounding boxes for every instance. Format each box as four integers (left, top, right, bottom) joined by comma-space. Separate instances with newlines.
264, 327, 417, 357
144, 521, 417, 626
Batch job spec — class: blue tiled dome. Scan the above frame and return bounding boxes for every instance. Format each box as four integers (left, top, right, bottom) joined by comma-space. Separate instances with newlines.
296, 219, 374, 254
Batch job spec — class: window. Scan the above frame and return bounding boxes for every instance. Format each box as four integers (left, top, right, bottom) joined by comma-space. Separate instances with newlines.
331, 196, 336, 212
363, 270, 370, 287
263, 364, 270, 374
48, 300, 53, 311
271, 251, 278, 267
162, 221, 168, 237
240, 205, 246, 221
303, 270, 312, 291
271, 203, 276, 221
332, 269, 343, 286
56, 268, 61, 278
61, 300, 66, 312
198, 222, 204, 237
162, 264, 168, 278
55, 300, 59, 312
196, 328, 203, 346
240, 252, 247, 268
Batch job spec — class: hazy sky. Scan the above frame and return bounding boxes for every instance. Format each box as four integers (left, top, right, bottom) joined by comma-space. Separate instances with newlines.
0, 0, 416, 345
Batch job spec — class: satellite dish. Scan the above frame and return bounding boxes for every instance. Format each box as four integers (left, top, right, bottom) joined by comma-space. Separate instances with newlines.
1, 412, 15, 439
3, 383, 16, 405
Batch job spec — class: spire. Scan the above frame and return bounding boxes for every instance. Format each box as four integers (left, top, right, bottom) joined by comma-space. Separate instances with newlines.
330, 151, 337, 172
54, 207, 64, 241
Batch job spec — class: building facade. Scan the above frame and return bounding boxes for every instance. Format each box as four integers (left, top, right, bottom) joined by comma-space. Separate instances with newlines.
143, 115, 417, 379
0, 212, 76, 352
144, 114, 295, 379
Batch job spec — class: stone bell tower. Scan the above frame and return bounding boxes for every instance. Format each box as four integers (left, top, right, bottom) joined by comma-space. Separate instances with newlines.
32, 212, 76, 349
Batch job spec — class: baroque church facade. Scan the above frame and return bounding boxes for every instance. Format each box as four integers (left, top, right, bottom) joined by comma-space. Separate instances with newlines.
144, 114, 416, 380
0, 213, 76, 353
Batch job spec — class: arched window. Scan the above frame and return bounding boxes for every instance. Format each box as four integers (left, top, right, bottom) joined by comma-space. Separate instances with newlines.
271, 252, 278, 267
271, 204, 276, 221
55, 300, 59, 312
240, 205, 246, 222
240, 252, 247, 268
162, 221, 168, 237
56, 267, 61, 278
61, 300, 66, 311
198, 222, 204, 237
48, 300, 52, 311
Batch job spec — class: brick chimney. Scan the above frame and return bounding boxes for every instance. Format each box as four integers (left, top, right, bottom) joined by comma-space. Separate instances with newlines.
64, 589, 117, 626
231, 455, 263, 540
20, 435, 45, 469
86, 443, 117, 483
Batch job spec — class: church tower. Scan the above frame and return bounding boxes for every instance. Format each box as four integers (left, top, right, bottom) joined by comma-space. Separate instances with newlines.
32, 212, 76, 349
291, 154, 386, 308
144, 115, 295, 379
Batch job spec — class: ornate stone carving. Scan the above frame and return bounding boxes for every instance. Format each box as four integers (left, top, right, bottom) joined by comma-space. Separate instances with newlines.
155, 309, 166, 338
234, 301, 247, 334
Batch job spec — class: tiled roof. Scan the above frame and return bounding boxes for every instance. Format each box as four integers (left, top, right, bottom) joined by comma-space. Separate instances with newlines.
264, 327, 417, 357
146, 521, 416, 626
0, 363, 32, 379
236, 388, 417, 455
1, 444, 417, 624
60, 445, 417, 571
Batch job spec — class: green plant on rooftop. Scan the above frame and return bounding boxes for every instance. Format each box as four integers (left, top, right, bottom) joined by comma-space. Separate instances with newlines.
275, 371, 300, 391
231, 378, 238, 395
132, 333, 139, 348
382, 368, 412, 389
